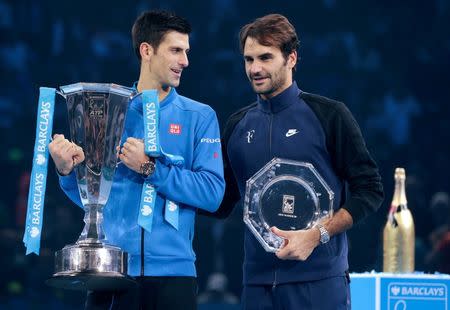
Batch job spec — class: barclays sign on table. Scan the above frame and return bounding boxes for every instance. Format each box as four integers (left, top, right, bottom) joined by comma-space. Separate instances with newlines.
350, 273, 450, 310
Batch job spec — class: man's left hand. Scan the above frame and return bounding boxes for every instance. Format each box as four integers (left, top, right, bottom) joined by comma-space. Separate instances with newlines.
271, 226, 321, 261
119, 137, 148, 173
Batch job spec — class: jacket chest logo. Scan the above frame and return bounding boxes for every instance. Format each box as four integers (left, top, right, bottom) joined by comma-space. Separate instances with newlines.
285, 128, 300, 137
169, 123, 181, 135
246, 130, 255, 143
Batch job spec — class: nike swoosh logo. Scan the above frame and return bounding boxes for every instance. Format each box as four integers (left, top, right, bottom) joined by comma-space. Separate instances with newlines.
286, 129, 300, 137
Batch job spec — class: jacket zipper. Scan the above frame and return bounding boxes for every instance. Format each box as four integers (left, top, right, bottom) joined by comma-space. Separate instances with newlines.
268, 101, 276, 289
269, 111, 273, 158
140, 227, 144, 277
272, 268, 277, 290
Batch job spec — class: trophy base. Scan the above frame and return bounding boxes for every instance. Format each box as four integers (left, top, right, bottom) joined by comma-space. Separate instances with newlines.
46, 272, 136, 291
46, 242, 136, 291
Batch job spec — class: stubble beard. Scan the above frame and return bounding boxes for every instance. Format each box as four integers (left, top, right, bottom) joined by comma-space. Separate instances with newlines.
251, 73, 286, 98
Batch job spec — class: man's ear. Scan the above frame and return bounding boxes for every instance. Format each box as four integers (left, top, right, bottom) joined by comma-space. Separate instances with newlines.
140, 42, 154, 61
287, 50, 297, 69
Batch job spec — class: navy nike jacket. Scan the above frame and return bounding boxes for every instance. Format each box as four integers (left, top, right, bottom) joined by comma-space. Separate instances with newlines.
214, 81, 383, 285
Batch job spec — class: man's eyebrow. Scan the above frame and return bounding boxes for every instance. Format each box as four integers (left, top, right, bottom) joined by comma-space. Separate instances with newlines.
244, 53, 274, 59
258, 53, 273, 58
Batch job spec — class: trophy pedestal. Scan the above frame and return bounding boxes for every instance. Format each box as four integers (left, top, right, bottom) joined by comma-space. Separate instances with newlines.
46, 243, 136, 291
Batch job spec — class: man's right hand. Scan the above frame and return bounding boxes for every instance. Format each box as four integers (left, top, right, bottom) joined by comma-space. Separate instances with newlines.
49, 134, 85, 176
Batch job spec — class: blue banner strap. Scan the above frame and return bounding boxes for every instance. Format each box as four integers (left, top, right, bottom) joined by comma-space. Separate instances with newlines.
23, 87, 56, 255
139, 182, 157, 232
158, 149, 183, 230
139, 90, 184, 232
142, 90, 160, 157
164, 199, 179, 231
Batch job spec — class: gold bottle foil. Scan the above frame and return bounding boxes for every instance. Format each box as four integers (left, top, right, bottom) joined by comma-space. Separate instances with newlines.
383, 168, 415, 273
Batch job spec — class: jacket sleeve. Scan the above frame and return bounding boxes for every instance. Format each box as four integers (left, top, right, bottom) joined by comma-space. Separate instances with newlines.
331, 101, 384, 224
199, 108, 248, 218
146, 109, 225, 212
58, 171, 84, 209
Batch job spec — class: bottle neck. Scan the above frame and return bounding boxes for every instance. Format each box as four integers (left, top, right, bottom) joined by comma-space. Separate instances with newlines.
390, 178, 408, 214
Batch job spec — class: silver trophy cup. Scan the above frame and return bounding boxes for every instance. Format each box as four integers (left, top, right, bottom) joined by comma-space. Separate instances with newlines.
46, 83, 137, 291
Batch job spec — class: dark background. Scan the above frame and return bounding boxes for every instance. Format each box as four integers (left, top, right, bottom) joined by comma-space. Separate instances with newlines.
1, 0, 449, 308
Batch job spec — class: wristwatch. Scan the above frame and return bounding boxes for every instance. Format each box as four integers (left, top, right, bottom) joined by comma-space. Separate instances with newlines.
140, 157, 156, 177
316, 223, 330, 244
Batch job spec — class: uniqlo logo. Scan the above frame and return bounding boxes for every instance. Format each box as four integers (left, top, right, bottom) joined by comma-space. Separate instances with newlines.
169, 124, 181, 135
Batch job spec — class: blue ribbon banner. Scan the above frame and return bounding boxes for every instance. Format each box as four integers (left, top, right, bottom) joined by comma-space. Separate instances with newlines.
23, 87, 56, 255
143, 90, 161, 156
139, 90, 183, 232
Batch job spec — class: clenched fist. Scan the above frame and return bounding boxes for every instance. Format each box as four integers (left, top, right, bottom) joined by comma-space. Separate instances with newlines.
271, 226, 321, 261
118, 137, 149, 174
49, 134, 85, 175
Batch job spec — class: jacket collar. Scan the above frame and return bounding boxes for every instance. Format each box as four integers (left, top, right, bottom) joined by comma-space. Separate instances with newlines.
131, 81, 177, 111
257, 81, 301, 113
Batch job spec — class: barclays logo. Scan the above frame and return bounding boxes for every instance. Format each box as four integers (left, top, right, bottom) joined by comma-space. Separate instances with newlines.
141, 205, 153, 216
391, 286, 400, 296
389, 283, 446, 298
168, 201, 178, 212
30, 226, 40, 238
36, 154, 46, 165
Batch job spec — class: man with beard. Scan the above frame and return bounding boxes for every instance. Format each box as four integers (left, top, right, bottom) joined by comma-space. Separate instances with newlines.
214, 14, 384, 309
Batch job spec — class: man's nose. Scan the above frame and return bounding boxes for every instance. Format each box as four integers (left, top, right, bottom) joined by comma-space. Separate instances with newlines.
179, 52, 189, 68
249, 62, 262, 75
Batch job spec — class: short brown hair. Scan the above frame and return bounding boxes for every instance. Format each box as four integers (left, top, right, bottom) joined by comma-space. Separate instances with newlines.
132, 10, 191, 60
239, 14, 299, 60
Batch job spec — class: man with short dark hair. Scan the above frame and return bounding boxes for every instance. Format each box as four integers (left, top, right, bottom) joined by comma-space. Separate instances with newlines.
215, 14, 384, 309
49, 10, 225, 309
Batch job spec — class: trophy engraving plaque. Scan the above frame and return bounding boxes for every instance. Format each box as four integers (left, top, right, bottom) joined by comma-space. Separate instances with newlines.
244, 158, 334, 252
45, 83, 137, 291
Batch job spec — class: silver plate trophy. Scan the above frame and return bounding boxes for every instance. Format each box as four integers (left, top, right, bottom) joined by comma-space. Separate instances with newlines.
244, 158, 335, 252
46, 83, 137, 291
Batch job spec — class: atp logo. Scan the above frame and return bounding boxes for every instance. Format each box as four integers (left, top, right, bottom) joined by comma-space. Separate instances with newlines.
141, 205, 153, 216
30, 227, 40, 238
282, 195, 295, 214
36, 154, 46, 165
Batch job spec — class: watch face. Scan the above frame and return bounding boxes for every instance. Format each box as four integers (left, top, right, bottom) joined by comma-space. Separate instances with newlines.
141, 161, 155, 176
320, 227, 330, 243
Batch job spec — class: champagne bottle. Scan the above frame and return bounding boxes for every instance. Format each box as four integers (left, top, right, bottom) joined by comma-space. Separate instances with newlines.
383, 168, 415, 273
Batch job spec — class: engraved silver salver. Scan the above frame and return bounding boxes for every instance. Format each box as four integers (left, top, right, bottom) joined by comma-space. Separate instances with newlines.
244, 158, 334, 252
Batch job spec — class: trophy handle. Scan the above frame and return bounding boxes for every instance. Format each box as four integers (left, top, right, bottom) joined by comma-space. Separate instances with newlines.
56, 90, 66, 99
130, 91, 142, 101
